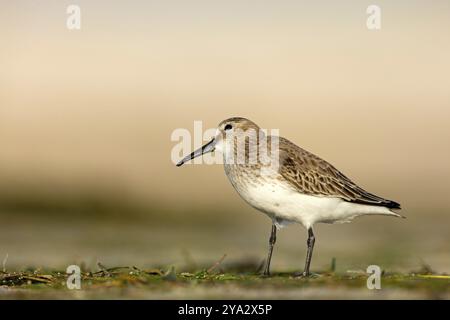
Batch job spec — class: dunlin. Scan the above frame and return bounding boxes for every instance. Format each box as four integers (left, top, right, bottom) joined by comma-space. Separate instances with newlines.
176, 117, 402, 277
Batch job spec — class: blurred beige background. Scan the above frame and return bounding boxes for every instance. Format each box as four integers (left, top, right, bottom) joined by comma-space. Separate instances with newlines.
0, 1, 449, 272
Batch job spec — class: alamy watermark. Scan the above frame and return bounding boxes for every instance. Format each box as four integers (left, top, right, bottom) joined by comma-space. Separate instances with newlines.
367, 5, 381, 30
171, 121, 280, 174
66, 265, 81, 290
366, 265, 382, 289
66, 5, 81, 30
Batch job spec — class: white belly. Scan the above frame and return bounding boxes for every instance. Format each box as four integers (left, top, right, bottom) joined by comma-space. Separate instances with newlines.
234, 180, 397, 229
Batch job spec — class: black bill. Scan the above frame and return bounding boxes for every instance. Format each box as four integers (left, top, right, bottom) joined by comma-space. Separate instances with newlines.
176, 138, 216, 166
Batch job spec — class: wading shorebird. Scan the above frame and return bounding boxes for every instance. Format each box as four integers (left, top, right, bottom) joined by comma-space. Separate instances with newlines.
176, 117, 402, 277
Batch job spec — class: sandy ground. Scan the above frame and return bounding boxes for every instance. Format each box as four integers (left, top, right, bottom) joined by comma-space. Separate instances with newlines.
0, 212, 449, 299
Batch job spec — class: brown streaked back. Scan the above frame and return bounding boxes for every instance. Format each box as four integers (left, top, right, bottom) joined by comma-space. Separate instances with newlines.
278, 137, 401, 209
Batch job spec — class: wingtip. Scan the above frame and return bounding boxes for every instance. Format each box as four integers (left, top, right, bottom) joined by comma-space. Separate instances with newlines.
387, 200, 401, 210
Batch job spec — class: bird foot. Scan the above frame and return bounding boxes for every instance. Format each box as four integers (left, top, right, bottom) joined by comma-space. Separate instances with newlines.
293, 271, 319, 279
260, 271, 271, 278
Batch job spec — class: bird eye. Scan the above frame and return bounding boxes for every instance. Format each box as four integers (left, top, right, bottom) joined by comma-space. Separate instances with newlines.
224, 124, 232, 130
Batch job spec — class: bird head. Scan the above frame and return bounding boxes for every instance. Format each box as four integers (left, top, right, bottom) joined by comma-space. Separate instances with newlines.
176, 117, 262, 166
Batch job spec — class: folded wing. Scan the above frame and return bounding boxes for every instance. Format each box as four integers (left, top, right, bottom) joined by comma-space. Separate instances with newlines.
278, 137, 401, 209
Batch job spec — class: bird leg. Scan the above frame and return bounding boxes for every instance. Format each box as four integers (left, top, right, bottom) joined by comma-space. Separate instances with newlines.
301, 228, 315, 277
263, 223, 277, 276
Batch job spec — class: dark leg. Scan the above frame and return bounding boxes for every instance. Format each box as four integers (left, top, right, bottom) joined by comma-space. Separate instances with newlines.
263, 223, 277, 276
302, 228, 315, 277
